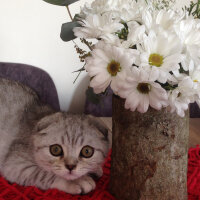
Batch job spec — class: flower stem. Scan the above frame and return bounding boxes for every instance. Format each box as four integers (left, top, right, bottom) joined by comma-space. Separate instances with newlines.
73, 70, 82, 84
66, 5, 73, 21
197, 0, 200, 18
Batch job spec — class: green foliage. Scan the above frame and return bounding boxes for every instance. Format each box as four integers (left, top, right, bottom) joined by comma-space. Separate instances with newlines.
185, 0, 200, 18
42, 0, 79, 6
116, 22, 129, 40
152, 0, 175, 10
60, 21, 80, 42
136, 0, 175, 9
161, 82, 178, 91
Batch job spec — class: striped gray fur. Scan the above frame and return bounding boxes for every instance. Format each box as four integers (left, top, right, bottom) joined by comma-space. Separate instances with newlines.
0, 78, 109, 194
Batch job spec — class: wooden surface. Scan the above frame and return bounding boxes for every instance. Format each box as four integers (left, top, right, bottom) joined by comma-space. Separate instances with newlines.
100, 118, 200, 148
189, 118, 200, 148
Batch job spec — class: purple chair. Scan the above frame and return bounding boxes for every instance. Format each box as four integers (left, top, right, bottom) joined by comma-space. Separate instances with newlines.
0, 62, 60, 111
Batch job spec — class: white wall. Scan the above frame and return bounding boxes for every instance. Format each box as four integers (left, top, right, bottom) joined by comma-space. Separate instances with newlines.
0, 0, 193, 113
0, 0, 89, 113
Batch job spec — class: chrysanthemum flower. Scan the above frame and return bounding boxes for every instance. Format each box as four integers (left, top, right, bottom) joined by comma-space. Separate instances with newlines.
168, 89, 190, 118
122, 22, 146, 48
116, 0, 147, 22
73, 13, 123, 39
174, 60, 200, 92
118, 67, 168, 113
73, 0, 200, 116
138, 30, 183, 83
142, 9, 182, 32
168, 77, 194, 117
102, 22, 145, 50
80, 0, 117, 18
174, 19, 200, 70
188, 60, 200, 86
85, 42, 138, 94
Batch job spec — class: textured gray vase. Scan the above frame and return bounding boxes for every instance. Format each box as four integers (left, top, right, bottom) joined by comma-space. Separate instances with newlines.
110, 95, 189, 200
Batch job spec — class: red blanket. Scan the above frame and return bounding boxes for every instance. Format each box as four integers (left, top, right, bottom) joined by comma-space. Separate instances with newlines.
0, 147, 199, 200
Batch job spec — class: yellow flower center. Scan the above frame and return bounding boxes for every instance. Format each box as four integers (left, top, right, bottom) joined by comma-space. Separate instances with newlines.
149, 53, 163, 67
194, 80, 198, 83
137, 83, 151, 94
107, 60, 121, 76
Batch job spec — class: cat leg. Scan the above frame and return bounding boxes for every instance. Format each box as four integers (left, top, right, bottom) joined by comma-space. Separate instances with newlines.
50, 177, 82, 194
2, 156, 57, 191
51, 175, 96, 194
74, 175, 96, 194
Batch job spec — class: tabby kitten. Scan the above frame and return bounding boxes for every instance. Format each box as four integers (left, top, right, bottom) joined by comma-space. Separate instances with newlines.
0, 78, 109, 194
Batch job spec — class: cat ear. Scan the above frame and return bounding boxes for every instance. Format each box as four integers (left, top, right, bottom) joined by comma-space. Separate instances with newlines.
87, 115, 109, 140
36, 112, 64, 132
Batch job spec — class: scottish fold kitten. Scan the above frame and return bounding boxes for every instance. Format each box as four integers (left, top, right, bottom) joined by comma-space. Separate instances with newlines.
0, 78, 109, 194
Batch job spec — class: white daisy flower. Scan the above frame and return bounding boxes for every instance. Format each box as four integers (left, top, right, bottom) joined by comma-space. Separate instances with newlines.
101, 22, 145, 49
174, 19, 200, 70
188, 60, 200, 85
122, 22, 146, 48
188, 60, 200, 103
168, 89, 189, 117
175, 60, 200, 94
85, 42, 139, 94
80, 0, 117, 17
168, 77, 194, 117
142, 9, 182, 33
73, 13, 123, 39
138, 30, 183, 83
116, 0, 147, 22
118, 67, 168, 113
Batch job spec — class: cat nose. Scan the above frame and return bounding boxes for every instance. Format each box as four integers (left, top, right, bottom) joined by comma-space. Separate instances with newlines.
65, 164, 76, 171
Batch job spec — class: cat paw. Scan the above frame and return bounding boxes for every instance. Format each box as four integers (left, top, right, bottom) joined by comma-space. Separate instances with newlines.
75, 175, 96, 194
50, 177, 82, 195
50, 176, 96, 195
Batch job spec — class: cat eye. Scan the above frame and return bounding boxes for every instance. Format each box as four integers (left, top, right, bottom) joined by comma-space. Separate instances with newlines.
80, 146, 94, 158
50, 144, 63, 157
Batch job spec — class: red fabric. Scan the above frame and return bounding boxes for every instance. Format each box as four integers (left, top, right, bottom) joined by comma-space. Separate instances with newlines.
0, 147, 200, 200
188, 146, 200, 200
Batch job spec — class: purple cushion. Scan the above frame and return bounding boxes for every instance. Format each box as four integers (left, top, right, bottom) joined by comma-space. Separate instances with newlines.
84, 87, 112, 117
84, 87, 200, 118
190, 103, 200, 118
0, 62, 60, 111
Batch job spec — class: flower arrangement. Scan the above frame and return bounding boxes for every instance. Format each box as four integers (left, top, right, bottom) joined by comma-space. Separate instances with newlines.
43, 0, 200, 117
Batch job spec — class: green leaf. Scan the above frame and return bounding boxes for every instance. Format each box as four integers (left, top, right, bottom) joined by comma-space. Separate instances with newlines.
60, 21, 81, 42
43, 0, 79, 6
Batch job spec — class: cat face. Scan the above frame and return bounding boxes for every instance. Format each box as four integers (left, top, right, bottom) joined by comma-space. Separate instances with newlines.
32, 113, 109, 181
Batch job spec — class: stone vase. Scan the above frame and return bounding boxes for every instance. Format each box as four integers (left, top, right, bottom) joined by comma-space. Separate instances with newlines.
109, 95, 189, 200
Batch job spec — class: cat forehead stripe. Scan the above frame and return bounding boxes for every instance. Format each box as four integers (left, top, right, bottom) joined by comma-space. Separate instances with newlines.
61, 136, 65, 144
73, 132, 84, 146
65, 131, 70, 142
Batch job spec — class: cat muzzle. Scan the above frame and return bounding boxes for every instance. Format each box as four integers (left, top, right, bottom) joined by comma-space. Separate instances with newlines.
65, 164, 76, 171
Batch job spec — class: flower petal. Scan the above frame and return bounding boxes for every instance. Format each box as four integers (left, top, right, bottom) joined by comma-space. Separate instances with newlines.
137, 94, 149, 113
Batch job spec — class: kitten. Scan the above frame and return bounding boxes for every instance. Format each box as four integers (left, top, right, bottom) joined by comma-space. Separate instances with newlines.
0, 78, 109, 194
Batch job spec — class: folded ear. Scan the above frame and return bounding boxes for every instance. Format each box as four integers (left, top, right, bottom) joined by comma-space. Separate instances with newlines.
87, 115, 109, 140
36, 112, 64, 132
